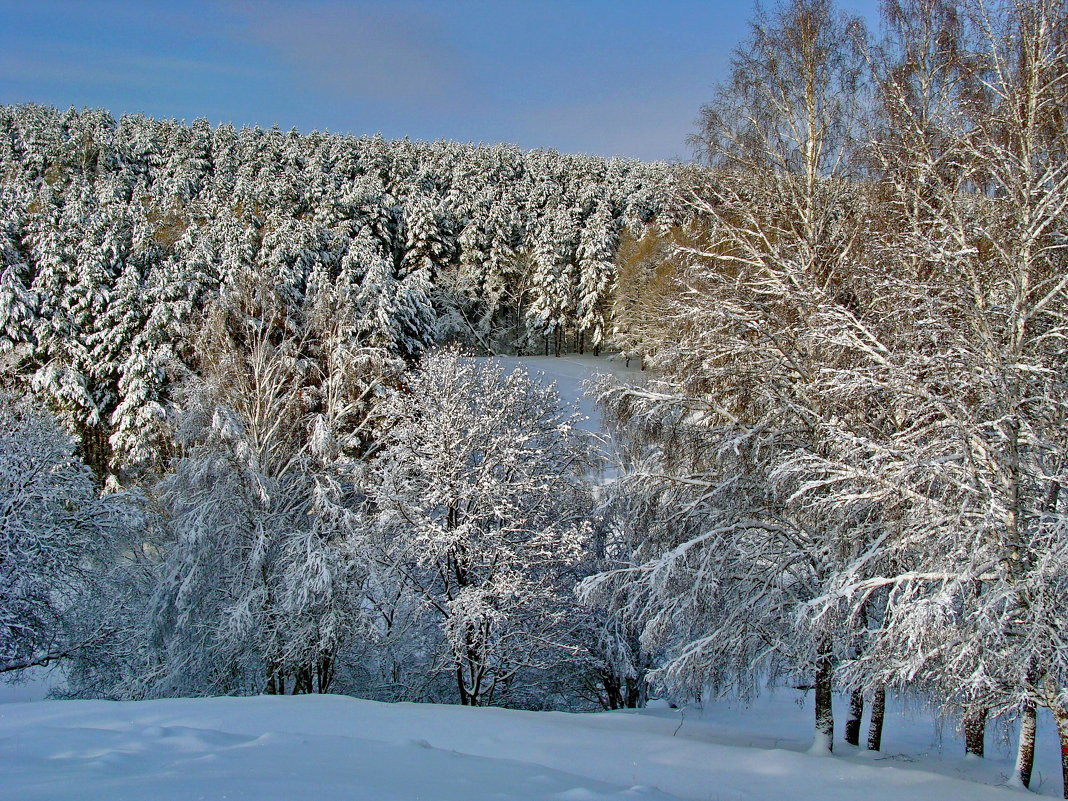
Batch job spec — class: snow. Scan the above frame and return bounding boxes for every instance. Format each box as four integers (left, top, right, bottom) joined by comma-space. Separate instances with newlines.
1, 690, 1062, 801
806, 729, 833, 756
485, 354, 644, 436
484, 354, 643, 485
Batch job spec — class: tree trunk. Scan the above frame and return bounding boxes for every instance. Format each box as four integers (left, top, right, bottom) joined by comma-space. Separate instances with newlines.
456, 662, 471, 706
1061, 728, 1068, 801
867, 684, 885, 751
602, 673, 623, 710
964, 708, 987, 758
1060, 724, 1068, 800
292, 666, 312, 694
812, 651, 834, 753
845, 688, 864, 746
1013, 699, 1036, 789
625, 676, 646, 709
1049, 692, 1068, 800
265, 662, 282, 695
316, 654, 334, 694
77, 420, 113, 484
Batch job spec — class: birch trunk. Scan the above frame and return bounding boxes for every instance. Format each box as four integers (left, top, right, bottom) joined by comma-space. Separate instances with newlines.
1012, 699, 1036, 789
1050, 696, 1068, 800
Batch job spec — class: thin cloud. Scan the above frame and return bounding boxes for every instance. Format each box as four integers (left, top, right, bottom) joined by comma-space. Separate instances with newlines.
0, 50, 260, 90
513, 89, 705, 162
232, 1, 472, 106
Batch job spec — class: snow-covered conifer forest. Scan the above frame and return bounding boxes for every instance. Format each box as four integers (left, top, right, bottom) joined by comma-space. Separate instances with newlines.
3, 0, 1068, 798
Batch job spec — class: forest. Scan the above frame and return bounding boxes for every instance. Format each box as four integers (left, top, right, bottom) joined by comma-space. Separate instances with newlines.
2, 0, 1068, 796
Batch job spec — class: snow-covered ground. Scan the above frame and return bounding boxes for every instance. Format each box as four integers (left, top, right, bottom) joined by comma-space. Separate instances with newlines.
486, 354, 644, 435
488, 354, 644, 484
1, 690, 1061, 801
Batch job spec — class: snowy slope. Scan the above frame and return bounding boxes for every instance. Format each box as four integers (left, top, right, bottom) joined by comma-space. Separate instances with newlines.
486, 355, 643, 433
488, 354, 643, 482
0, 692, 1055, 801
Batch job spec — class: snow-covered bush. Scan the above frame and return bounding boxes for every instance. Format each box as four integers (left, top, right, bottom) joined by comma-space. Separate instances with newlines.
0, 392, 130, 676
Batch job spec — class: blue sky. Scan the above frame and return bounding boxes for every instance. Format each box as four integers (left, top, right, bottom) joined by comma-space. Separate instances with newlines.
0, 0, 880, 161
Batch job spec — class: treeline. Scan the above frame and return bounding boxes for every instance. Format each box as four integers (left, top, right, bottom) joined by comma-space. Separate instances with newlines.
0, 337, 633, 710
0, 104, 675, 477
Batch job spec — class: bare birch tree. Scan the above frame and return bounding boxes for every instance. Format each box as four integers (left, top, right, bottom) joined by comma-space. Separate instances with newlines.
585, 0, 872, 754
